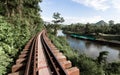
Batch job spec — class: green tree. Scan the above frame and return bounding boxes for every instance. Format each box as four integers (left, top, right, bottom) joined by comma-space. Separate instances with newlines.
97, 51, 109, 65
84, 23, 90, 34
109, 20, 114, 26
106, 62, 120, 75
0, 0, 43, 74
52, 12, 64, 36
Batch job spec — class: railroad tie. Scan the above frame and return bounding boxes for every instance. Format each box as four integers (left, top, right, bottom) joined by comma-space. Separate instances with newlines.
43, 31, 80, 75
8, 30, 80, 75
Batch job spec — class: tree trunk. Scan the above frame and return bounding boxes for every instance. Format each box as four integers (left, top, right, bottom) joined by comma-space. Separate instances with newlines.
5, 0, 10, 17
54, 27, 57, 36
17, 0, 23, 18
11, 9, 15, 17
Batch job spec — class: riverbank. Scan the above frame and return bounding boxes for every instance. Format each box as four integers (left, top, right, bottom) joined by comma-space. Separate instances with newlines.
63, 31, 120, 47
48, 32, 120, 75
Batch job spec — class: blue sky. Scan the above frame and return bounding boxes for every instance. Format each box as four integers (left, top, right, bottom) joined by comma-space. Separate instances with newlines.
40, 0, 120, 24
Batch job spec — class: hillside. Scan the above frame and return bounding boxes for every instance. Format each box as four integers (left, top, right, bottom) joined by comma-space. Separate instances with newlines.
0, 0, 43, 74
96, 20, 108, 26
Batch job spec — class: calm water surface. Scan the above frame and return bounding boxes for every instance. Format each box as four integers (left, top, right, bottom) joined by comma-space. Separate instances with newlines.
57, 30, 65, 36
57, 30, 120, 62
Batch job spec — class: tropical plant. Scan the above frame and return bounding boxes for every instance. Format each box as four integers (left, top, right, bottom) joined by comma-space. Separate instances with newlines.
48, 32, 105, 75
0, 0, 43, 74
52, 12, 64, 35
97, 51, 109, 65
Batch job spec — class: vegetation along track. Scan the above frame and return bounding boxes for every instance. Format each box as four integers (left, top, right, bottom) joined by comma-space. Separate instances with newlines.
8, 30, 79, 75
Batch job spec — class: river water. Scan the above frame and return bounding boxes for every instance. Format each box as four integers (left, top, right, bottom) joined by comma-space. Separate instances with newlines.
57, 30, 120, 62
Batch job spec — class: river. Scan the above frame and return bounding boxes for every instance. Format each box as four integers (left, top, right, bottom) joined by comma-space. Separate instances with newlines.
57, 30, 120, 62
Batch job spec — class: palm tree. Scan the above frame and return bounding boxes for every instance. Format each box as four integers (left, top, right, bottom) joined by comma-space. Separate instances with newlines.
97, 51, 109, 65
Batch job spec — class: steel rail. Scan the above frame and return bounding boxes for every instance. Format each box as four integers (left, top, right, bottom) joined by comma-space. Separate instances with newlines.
24, 35, 37, 75
41, 32, 67, 75
8, 30, 73, 75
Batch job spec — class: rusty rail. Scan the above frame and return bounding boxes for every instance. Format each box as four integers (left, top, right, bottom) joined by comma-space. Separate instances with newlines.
8, 30, 79, 75
24, 34, 38, 75
41, 32, 67, 75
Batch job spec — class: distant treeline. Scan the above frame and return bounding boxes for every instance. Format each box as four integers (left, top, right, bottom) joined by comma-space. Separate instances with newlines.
62, 20, 120, 35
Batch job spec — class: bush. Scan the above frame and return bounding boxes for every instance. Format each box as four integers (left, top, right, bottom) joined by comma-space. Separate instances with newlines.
0, 16, 14, 74
106, 62, 120, 75
0, 15, 43, 74
48, 32, 120, 75
48, 33, 105, 75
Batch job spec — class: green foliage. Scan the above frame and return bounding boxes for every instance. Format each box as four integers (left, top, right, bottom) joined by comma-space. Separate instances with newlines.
97, 51, 109, 65
0, 0, 43, 74
0, 16, 14, 74
106, 62, 120, 75
52, 12, 64, 24
48, 32, 120, 75
62, 22, 120, 35
48, 33, 105, 75
109, 20, 114, 26
51, 12, 64, 35
0, 49, 13, 75
0, 16, 14, 50
62, 22, 120, 41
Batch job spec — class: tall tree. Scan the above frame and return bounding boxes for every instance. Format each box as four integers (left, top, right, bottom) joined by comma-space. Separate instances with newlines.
52, 12, 64, 36
109, 20, 114, 26
0, 0, 43, 74
84, 23, 90, 34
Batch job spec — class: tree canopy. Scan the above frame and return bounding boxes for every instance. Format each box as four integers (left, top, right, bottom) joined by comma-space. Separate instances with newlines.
0, 0, 43, 74
51, 12, 64, 36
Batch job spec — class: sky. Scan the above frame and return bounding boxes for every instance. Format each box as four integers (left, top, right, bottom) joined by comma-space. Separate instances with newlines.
40, 0, 120, 24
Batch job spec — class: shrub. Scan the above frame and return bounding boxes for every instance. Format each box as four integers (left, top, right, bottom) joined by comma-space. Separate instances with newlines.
48, 33, 105, 75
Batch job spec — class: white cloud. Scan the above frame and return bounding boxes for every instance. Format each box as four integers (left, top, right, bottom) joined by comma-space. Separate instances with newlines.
42, 16, 120, 24
42, 16, 52, 23
42, 16, 103, 24
112, 0, 120, 10
72, 0, 120, 11
72, 0, 109, 11
40, 0, 53, 8
41, 0, 120, 24
64, 16, 103, 24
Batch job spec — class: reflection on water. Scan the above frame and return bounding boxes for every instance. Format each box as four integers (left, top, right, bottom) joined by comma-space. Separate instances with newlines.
57, 30, 120, 62
57, 30, 65, 36
66, 36, 120, 62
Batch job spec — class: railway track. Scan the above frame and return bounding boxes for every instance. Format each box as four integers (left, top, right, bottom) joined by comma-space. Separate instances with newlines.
8, 30, 79, 75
